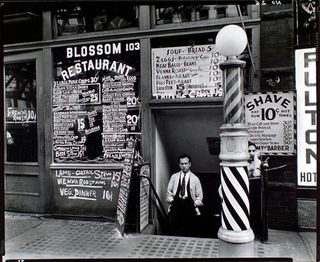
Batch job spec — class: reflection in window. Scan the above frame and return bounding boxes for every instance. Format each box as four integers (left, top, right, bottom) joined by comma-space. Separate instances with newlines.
55, 3, 139, 36
155, 5, 248, 25
156, 5, 248, 25
5, 61, 38, 162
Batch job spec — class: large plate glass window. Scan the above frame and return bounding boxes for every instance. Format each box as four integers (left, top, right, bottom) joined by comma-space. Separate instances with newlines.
52, 40, 141, 164
5, 61, 38, 162
154, 4, 248, 25
54, 3, 139, 37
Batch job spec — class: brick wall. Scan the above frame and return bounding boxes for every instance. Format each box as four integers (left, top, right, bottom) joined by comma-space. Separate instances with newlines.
259, 4, 298, 231
264, 156, 298, 230
260, 4, 295, 92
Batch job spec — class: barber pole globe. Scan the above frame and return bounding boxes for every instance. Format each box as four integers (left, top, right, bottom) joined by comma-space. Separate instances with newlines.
218, 58, 254, 243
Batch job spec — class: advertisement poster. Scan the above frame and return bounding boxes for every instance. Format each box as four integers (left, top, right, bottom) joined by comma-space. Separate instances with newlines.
295, 48, 316, 187
151, 44, 225, 99
245, 92, 295, 155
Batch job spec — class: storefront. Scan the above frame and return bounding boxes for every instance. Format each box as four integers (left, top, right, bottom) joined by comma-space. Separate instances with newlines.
3, 2, 316, 236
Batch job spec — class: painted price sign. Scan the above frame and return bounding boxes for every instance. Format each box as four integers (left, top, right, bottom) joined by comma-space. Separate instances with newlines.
151, 45, 225, 99
245, 92, 295, 155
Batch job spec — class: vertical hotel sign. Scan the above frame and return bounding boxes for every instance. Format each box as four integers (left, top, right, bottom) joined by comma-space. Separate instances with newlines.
295, 48, 316, 187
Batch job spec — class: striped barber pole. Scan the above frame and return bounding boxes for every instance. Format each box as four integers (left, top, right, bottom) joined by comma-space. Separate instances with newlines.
220, 165, 250, 231
223, 67, 245, 124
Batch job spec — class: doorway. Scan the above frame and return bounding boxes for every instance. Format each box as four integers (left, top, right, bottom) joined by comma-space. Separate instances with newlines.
4, 51, 46, 213
153, 107, 223, 237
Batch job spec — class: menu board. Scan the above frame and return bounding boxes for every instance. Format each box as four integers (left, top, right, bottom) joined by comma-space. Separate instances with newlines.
139, 163, 150, 232
52, 168, 122, 217
245, 91, 295, 155
115, 142, 136, 235
52, 40, 141, 164
152, 44, 225, 99
54, 168, 121, 201
52, 82, 101, 106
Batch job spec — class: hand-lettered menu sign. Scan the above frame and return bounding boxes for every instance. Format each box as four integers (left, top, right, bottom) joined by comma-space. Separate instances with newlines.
6, 107, 37, 123
55, 169, 121, 201
52, 40, 141, 164
139, 163, 150, 232
52, 168, 122, 217
152, 44, 225, 99
115, 142, 136, 235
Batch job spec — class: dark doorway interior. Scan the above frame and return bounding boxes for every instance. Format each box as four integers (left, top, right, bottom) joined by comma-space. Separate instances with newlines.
154, 107, 223, 238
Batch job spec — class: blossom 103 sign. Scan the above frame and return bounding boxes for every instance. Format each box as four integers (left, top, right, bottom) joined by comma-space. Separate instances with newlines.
295, 48, 316, 187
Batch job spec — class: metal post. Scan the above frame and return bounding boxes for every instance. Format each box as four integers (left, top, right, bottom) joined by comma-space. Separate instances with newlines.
260, 158, 269, 243
218, 57, 254, 243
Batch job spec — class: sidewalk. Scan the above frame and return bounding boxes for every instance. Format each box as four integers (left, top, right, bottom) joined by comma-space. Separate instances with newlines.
3, 212, 316, 261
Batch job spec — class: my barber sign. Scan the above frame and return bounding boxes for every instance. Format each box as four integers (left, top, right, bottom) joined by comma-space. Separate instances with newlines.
245, 91, 295, 155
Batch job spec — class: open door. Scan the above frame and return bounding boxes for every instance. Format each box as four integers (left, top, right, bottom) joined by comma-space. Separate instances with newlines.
4, 51, 46, 213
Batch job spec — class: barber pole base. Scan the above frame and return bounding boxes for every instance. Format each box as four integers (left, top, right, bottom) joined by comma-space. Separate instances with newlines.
218, 124, 254, 243
218, 227, 254, 243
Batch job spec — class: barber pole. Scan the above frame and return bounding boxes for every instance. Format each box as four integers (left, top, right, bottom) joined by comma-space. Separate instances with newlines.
218, 57, 254, 243
222, 61, 245, 124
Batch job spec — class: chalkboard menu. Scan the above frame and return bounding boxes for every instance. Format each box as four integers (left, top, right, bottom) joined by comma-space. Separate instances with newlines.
52, 40, 141, 164
52, 167, 122, 217
152, 44, 225, 99
54, 168, 121, 201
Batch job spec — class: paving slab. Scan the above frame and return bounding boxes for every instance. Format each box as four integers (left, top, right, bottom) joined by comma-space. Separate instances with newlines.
298, 232, 316, 261
5, 218, 122, 259
3, 213, 316, 261
5, 213, 44, 240
258, 230, 314, 262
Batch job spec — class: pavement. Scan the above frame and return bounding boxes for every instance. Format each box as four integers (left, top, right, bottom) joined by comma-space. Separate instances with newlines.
2, 212, 316, 261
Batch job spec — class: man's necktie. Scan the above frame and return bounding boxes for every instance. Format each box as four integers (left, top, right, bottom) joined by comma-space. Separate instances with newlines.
181, 174, 185, 197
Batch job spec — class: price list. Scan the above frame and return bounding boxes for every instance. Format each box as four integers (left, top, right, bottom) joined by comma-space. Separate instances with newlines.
102, 75, 141, 162
152, 44, 225, 99
53, 106, 87, 161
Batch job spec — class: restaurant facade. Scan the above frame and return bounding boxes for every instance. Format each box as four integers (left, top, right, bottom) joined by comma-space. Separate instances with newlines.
2, 1, 317, 236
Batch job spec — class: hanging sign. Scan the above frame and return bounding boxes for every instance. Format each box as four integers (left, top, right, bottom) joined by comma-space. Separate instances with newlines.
151, 44, 225, 99
245, 91, 295, 155
295, 48, 316, 187
6, 107, 37, 123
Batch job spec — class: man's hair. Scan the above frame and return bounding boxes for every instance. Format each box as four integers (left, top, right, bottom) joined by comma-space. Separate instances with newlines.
178, 154, 192, 163
248, 141, 257, 148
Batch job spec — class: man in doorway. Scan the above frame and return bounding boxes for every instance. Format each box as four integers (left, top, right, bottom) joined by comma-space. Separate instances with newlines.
166, 154, 203, 236
248, 142, 261, 178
